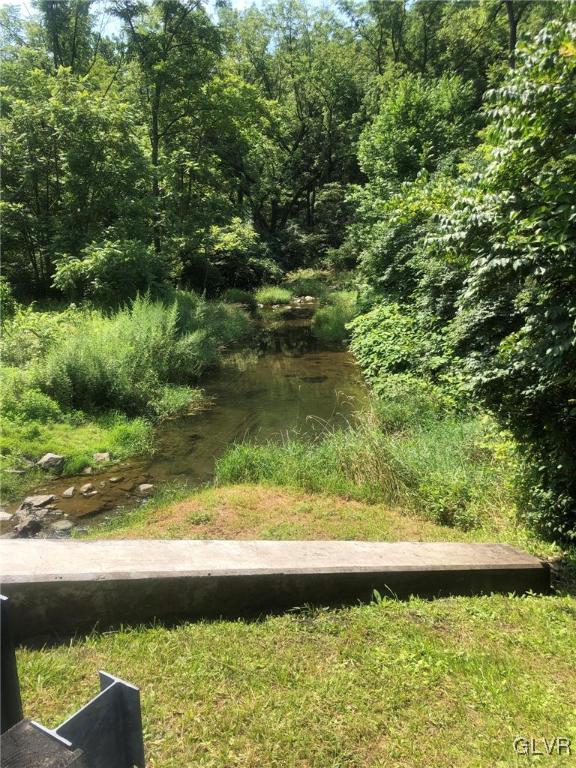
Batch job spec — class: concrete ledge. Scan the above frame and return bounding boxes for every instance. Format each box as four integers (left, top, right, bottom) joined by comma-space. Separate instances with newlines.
0, 540, 549, 640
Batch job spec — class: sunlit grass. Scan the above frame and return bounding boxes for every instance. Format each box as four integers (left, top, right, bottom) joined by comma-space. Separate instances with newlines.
17, 595, 576, 767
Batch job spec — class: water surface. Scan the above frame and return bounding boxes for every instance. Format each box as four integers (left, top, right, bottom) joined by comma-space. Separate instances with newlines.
7, 307, 369, 530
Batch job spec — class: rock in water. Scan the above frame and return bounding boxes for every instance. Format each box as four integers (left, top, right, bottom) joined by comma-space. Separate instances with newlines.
20, 494, 55, 510
14, 515, 42, 538
0, 510, 13, 522
80, 483, 96, 496
109, 476, 124, 484
62, 487, 75, 498
50, 519, 74, 533
36, 453, 64, 471
137, 483, 154, 496
93, 452, 110, 463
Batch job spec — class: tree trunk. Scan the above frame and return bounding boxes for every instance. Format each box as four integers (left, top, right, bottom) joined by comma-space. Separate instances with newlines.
504, 0, 518, 68
151, 82, 162, 256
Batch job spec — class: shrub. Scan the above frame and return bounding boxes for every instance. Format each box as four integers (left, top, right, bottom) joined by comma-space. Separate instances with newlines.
0, 276, 17, 319
32, 295, 248, 416
349, 302, 443, 383
207, 218, 280, 290
53, 239, 174, 305
150, 385, 205, 420
255, 286, 293, 306
0, 304, 81, 367
435, 21, 576, 541
284, 269, 327, 300
371, 374, 457, 432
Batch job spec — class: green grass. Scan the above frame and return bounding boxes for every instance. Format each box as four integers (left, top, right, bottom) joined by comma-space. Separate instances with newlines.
311, 290, 357, 343
215, 409, 516, 533
1, 294, 249, 417
0, 412, 153, 500
80, 483, 562, 562
220, 288, 257, 311
283, 268, 328, 300
0, 293, 244, 500
255, 285, 293, 306
17, 594, 576, 767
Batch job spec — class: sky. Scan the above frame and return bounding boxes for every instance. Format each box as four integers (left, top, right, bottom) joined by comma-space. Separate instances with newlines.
0, 0, 261, 36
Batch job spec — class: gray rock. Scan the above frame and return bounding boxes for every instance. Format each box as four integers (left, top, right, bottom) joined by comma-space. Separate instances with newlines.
93, 452, 110, 463
82, 466, 93, 475
14, 515, 42, 538
62, 487, 75, 498
109, 476, 124, 484
80, 483, 96, 496
303, 295, 315, 301
137, 483, 155, 497
50, 519, 74, 533
36, 453, 64, 471
0, 510, 13, 522
21, 494, 55, 510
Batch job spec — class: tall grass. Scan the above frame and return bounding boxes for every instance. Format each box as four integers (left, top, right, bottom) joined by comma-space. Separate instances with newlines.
255, 285, 293, 306
0, 293, 249, 494
26, 294, 249, 416
216, 407, 515, 531
311, 291, 357, 343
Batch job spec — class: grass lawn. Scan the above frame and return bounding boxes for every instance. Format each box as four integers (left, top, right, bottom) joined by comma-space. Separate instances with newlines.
17, 483, 576, 766
18, 595, 576, 767
84, 483, 560, 561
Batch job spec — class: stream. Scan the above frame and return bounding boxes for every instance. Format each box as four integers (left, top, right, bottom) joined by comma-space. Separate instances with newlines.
4, 304, 369, 535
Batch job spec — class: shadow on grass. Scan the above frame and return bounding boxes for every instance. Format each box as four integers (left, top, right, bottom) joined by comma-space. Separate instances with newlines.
549, 548, 576, 596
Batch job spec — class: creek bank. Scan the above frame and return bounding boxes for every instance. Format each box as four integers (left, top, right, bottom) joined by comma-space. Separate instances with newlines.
2, 300, 368, 538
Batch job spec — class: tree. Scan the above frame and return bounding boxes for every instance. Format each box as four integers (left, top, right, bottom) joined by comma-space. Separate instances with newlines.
357, 72, 475, 184
112, 0, 220, 257
1, 65, 148, 295
435, 20, 576, 540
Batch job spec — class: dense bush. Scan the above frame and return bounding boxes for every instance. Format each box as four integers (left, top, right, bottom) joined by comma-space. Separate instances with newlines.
0, 276, 17, 318
34, 295, 248, 415
53, 239, 174, 304
348, 303, 448, 383
207, 219, 281, 290
358, 72, 475, 183
220, 288, 257, 311
432, 22, 576, 541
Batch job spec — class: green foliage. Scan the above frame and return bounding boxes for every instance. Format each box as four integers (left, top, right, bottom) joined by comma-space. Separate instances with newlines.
207, 219, 280, 290
311, 291, 357, 343
255, 285, 293, 306
1, 65, 148, 295
0, 304, 82, 367
433, 21, 576, 541
349, 302, 447, 383
283, 269, 327, 300
0, 409, 153, 499
216, 408, 512, 532
358, 72, 475, 183
35, 295, 248, 415
220, 288, 257, 311
0, 276, 17, 318
150, 385, 205, 421
372, 374, 458, 433
53, 240, 174, 304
